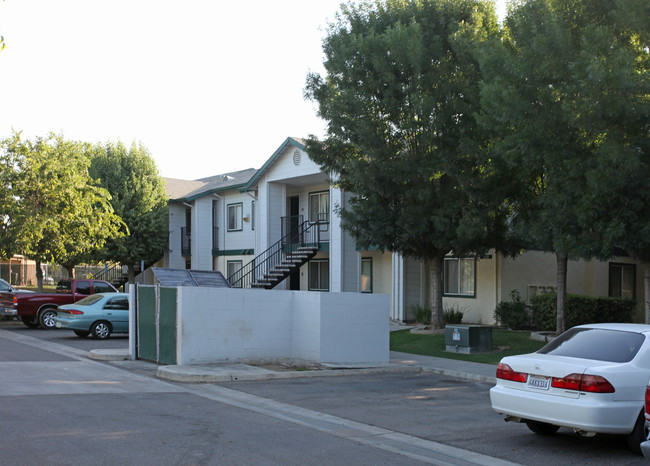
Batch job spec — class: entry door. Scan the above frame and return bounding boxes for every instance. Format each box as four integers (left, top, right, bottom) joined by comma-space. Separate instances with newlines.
289, 196, 300, 290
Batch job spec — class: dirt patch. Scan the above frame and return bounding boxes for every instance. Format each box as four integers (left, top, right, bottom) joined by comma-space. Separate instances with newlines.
249, 362, 328, 372
409, 326, 446, 335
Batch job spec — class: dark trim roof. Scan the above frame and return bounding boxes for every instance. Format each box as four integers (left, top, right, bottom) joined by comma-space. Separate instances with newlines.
243, 137, 306, 192
166, 168, 258, 202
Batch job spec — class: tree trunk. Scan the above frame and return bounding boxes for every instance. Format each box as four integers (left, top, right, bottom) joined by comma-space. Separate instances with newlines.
643, 262, 650, 324
556, 253, 568, 335
35, 260, 44, 293
66, 266, 75, 278
429, 254, 446, 329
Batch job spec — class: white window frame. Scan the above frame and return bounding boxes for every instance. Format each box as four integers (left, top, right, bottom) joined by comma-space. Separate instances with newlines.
227, 260, 243, 288
227, 203, 243, 232
609, 263, 635, 299
309, 191, 329, 223
443, 257, 476, 297
361, 257, 373, 293
308, 259, 329, 291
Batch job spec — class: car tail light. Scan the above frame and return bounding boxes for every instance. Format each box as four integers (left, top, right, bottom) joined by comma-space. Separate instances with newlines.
645, 386, 650, 421
59, 309, 84, 315
496, 363, 528, 383
13, 296, 17, 305
552, 373, 615, 393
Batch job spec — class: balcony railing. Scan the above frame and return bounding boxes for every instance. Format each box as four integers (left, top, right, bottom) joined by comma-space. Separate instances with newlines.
181, 227, 191, 257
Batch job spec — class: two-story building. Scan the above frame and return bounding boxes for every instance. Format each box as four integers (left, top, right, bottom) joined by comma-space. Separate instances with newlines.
161, 137, 646, 325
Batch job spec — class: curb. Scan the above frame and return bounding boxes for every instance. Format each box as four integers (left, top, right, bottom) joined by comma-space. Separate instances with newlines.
157, 363, 423, 383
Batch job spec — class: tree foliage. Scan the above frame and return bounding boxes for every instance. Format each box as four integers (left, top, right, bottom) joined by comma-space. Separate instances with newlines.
305, 0, 506, 328
477, 0, 649, 330
0, 132, 123, 289
89, 141, 168, 282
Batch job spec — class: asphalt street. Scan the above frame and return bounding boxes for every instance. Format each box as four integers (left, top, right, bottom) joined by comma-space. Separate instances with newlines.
1, 325, 647, 465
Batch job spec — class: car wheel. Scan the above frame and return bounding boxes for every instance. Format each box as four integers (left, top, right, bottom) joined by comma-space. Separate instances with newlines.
525, 421, 560, 435
91, 321, 111, 340
21, 316, 39, 329
74, 330, 90, 338
38, 308, 57, 329
626, 410, 646, 455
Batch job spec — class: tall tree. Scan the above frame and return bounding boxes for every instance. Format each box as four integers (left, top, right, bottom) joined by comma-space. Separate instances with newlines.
477, 0, 649, 332
305, 0, 507, 328
0, 132, 123, 290
89, 141, 169, 283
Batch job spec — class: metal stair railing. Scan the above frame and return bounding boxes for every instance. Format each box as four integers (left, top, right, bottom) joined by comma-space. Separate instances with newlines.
228, 217, 327, 289
91, 264, 128, 283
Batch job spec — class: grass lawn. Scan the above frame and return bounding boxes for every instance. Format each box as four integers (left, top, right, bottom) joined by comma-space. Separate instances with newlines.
390, 328, 548, 365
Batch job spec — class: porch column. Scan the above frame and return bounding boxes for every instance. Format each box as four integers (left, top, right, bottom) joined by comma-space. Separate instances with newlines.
391, 253, 405, 321
329, 187, 344, 292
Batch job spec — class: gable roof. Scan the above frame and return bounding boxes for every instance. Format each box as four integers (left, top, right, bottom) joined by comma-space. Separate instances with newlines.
165, 168, 258, 202
243, 137, 306, 192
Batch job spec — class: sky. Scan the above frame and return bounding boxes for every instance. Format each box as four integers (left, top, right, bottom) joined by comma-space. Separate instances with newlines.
0, 0, 506, 181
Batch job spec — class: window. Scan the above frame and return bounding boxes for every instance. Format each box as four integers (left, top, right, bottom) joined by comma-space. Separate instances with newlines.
361, 257, 373, 293
309, 191, 329, 223
609, 263, 635, 299
538, 327, 644, 363
443, 257, 475, 297
227, 261, 243, 288
75, 281, 91, 295
93, 282, 116, 294
105, 296, 129, 310
228, 203, 243, 231
309, 259, 329, 291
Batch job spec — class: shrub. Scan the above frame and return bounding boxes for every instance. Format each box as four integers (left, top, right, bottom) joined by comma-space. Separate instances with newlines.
494, 290, 530, 329
411, 304, 432, 325
443, 304, 464, 324
531, 293, 637, 331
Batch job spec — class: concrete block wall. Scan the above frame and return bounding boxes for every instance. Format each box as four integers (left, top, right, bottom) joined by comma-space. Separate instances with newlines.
174, 287, 389, 366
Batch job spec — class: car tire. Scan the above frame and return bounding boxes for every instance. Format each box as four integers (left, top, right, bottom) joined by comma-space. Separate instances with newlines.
91, 321, 111, 340
21, 316, 39, 329
38, 308, 57, 329
525, 421, 560, 435
74, 330, 90, 338
626, 410, 646, 455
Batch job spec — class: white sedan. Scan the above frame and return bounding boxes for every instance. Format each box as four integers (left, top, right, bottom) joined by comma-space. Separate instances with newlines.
490, 323, 650, 454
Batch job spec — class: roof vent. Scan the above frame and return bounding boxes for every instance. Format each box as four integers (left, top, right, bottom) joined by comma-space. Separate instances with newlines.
222, 175, 234, 182
293, 150, 301, 166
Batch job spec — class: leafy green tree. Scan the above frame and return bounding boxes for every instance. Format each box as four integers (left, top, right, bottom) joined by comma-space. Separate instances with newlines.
89, 141, 169, 283
305, 0, 507, 328
477, 0, 649, 331
0, 132, 123, 290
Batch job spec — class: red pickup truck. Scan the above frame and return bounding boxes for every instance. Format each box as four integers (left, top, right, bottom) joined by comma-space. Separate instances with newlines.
0, 278, 118, 329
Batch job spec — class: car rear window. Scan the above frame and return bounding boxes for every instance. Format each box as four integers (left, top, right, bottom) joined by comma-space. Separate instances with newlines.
75, 295, 104, 306
538, 327, 645, 363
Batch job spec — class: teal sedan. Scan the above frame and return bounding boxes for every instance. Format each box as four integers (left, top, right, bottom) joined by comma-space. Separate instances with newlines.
55, 293, 129, 339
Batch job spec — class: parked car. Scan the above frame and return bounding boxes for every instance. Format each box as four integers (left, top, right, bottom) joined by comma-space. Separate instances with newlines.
54, 293, 129, 339
0, 278, 117, 329
0, 278, 33, 294
490, 323, 650, 454
0, 278, 34, 318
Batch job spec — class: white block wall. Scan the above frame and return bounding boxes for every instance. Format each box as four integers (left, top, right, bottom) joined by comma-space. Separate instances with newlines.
175, 287, 389, 365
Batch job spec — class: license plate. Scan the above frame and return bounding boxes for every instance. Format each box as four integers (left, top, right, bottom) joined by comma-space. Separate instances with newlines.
527, 374, 550, 390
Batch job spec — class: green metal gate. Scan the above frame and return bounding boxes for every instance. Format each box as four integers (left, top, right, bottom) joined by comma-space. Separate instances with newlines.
136, 285, 177, 365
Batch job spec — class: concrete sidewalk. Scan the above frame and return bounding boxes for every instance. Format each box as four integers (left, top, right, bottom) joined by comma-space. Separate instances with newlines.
89, 348, 498, 384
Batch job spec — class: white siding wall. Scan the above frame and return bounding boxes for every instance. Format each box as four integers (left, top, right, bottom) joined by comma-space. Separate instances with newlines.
166, 204, 187, 269
191, 197, 213, 270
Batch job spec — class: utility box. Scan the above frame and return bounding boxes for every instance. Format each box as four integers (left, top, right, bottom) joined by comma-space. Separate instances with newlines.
445, 325, 492, 354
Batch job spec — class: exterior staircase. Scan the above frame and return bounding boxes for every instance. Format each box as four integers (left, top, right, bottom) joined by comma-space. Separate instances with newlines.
250, 246, 319, 289
228, 218, 326, 289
